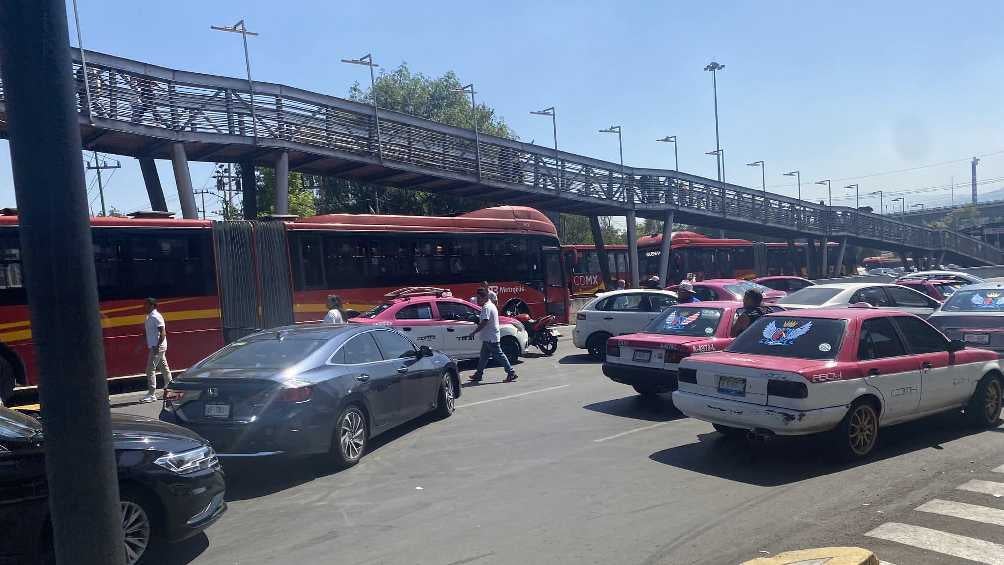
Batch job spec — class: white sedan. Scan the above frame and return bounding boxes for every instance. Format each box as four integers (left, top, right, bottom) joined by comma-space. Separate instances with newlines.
572, 289, 678, 360
777, 282, 940, 317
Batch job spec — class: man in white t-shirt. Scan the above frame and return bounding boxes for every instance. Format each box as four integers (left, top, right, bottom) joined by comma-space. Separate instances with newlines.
140, 297, 171, 403
469, 282, 498, 305
468, 287, 517, 383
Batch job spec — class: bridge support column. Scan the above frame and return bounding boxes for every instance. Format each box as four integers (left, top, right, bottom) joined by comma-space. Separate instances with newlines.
834, 237, 848, 277
169, 143, 198, 219
626, 210, 640, 288
821, 236, 829, 278
138, 157, 167, 212
589, 216, 613, 287
786, 240, 796, 276
657, 210, 675, 284
275, 151, 289, 215
240, 161, 257, 220
806, 238, 817, 278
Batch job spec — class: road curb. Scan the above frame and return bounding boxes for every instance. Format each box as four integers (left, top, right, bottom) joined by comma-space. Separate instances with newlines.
742, 547, 878, 565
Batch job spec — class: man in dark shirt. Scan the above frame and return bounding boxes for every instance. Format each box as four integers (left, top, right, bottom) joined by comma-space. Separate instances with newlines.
733, 288, 768, 336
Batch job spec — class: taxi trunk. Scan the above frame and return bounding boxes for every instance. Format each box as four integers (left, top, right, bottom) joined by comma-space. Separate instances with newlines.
677, 353, 815, 406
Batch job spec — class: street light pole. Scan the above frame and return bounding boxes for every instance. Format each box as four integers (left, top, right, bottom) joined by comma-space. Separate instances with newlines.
869, 191, 884, 215
454, 84, 481, 179
704, 61, 725, 184
815, 179, 832, 206
342, 53, 383, 161
845, 184, 860, 210
656, 135, 678, 171
531, 107, 560, 192
599, 125, 623, 168
211, 19, 259, 138
783, 170, 801, 201
746, 160, 766, 198
892, 197, 905, 216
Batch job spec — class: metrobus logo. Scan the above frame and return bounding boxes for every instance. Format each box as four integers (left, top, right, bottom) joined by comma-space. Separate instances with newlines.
489, 284, 527, 295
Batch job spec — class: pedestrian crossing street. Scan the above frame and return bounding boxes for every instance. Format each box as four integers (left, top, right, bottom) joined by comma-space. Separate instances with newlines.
866, 463, 1004, 565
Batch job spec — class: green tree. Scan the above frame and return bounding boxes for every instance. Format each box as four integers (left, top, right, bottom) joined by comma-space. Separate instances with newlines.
253, 166, 317, 218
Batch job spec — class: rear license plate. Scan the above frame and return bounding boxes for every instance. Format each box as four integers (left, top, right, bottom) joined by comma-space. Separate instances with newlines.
204, 404, 230, 418
718, 376, 746, 396
633, 349, 652, 362
964, 333, 990, 345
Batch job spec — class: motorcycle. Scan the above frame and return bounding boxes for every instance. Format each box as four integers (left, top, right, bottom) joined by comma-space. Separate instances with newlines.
514, 313, 559, 355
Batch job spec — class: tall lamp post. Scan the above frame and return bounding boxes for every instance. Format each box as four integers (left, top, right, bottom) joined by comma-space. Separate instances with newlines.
869, 190, 884, 215
892, 197, 905, 216
211, 19, 259, 137
530, 106, 558, 152
599, 125, 637, 285
746, 160, 766, 197
704, 61, 725, 184
783, 170, 801, 201
815, 179, 832, 206
531, 106, 561, 235
656, 135, 678, 170
453, 83, 481, 179
845, 184, 859, 210
598, 125, 623, 168
341, 53, 382, 161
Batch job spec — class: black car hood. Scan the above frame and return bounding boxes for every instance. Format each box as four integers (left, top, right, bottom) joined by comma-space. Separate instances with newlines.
110, 412, 207, 452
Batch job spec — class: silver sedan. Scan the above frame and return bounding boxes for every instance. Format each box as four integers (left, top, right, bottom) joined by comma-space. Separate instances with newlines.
777, 282, 941, 317
929, 282, 1004, 354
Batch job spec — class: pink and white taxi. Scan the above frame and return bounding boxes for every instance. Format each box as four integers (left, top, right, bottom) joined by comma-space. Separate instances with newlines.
673, 307, 1004, 459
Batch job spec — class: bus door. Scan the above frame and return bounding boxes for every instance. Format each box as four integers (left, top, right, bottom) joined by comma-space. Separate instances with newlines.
543, 246, 569, 323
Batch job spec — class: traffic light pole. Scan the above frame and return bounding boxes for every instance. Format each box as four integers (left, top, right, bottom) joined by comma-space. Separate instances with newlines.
0, 2, 125, 564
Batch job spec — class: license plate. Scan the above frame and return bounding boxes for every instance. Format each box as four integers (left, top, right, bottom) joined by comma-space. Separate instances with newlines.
964, 333, 990, 345
718, 376, 746, 396
633, 349, 652, 362
204, 404, 230, 418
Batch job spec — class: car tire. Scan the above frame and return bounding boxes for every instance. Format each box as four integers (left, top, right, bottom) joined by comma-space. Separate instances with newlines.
586, 332, 611, 361
434, 371, 456, 419
831, 399, 880, 461
500, 337, 521, 365
632, 384, 661, 397
966, 373, 1003, 428
539, 333, 559, 356
712, 423, 746, 438
0, 355, 15, 405
331, 404, 368, 469
119, 487, 161, 565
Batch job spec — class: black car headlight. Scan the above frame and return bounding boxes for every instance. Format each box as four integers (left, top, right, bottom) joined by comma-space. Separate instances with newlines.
154, 445, 219, 474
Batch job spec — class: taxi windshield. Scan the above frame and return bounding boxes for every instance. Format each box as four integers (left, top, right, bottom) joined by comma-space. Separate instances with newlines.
724, 281, 771, 297
646, 307, 723, 337
942, 289, 1004, 312
358, 303, 393, 319
778, 287, 842, 305
727, 317, 846, 360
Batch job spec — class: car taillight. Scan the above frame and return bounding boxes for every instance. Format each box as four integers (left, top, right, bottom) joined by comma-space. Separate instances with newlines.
767, 379, 808, 399
278, 386, 313, 402
162, 388, 200, 412
577, 313, 586, 321
678, 368, 697, 384
606, 341, 620, 357
664, 345, 690, 364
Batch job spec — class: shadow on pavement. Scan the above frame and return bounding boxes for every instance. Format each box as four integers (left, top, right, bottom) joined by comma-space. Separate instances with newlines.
649, 412, 998, 487
221, 412, 440, 502
146, 533, 208, 565
583, 394, 685, 422
558, 354, 597, 365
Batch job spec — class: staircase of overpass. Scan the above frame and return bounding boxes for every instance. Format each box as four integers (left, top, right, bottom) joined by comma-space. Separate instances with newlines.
0, 49, 1000, 267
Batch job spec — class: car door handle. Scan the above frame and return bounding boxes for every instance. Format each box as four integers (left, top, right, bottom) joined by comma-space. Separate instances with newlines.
446, 328, 455, 332
355, 374, 371, 382
603, 316, 614, 320
397, 367, 409, 374
402, 327, 412, 332
867, 369, 880, 376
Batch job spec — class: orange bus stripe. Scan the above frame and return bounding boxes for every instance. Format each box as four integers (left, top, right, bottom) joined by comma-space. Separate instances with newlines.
0, 308, 221, 343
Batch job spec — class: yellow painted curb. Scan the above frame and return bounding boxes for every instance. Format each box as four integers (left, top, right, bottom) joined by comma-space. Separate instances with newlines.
742, 547, 878, 565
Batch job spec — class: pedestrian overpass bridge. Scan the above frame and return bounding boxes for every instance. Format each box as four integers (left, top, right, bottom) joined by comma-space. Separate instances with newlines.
0, 49, 999, 270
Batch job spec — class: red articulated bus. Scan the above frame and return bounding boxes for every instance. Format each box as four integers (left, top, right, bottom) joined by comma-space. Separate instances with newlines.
0, 206, 566, 401
561, 244, 630, 297
637, 231, 756, 283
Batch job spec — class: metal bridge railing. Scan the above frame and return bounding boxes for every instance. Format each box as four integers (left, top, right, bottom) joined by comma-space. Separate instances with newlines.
0, 48, 999, 264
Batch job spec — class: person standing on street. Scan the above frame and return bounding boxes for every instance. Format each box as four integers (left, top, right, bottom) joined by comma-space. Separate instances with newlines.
468, 287, 518, 383
323, 295, 345, 324
141, 297, 170, 403
469, 282, 498, 305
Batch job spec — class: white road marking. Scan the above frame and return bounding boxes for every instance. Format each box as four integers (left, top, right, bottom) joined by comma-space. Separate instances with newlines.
879, 562, 897, 565
958, 479, 1004, 497
593, 421, 669, 443
917, 499, 1004, 527
457, 385, 570, 408
993, 464, 1004, 474
865, 522, 1004, 565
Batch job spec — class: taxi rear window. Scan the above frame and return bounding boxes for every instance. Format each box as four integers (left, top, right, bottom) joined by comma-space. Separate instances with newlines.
942, 289, 1004, 311
646, 307, 723, 337
727, 316, 846, 360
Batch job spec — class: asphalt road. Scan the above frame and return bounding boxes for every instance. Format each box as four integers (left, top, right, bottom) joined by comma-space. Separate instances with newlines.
113, 336, 1004, 565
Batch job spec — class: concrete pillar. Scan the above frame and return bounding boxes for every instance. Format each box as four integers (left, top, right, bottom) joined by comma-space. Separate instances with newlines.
138, 157, 167, 212
169, 143, 198, 219
834, 237, 848, 277
626, 210, 640, 288
240, 161, 257, 220
806, 238, 817, 279
786, 240, 796, 276
657, 209, 674, 284
821, 236, 829, 278
588, 216, 612, 287
274, 151, 290, 215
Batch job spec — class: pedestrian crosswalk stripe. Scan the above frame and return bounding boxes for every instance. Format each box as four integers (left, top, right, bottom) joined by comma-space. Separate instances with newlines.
993, 464, 1004, 474
917, 499, 1004, 527
865, 522, 1004, 565
958, 479, 1004, 497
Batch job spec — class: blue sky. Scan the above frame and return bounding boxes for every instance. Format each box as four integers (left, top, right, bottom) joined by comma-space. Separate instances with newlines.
2, 0, 1003, 216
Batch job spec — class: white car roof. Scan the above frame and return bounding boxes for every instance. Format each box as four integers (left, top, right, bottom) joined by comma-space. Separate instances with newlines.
594, 288, 678, 297
809, 282, 897, 291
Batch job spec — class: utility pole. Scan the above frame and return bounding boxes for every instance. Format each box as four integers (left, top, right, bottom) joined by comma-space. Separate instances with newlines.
971, 157, 979, 204
85, 151, 120, 216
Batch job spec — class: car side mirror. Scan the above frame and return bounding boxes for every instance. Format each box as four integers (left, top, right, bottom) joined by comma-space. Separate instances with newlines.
947, 339, 965, 353
418, 345, 434, 358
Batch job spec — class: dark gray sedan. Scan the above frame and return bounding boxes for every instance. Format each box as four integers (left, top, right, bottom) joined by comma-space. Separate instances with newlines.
929, 283, 1004, 354
160, 324, 460, 468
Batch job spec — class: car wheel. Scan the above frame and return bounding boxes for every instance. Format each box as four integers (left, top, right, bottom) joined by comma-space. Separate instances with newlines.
332, 404, 368, 468
632, 384, 661, 397
966, 373, 1003, 428
434, 371, 456, 419
712, 423, 746, 438
586, 333, 610, 361
539, 333, 559, 356
500, 337, 521, 365
119, 489, 159, 565
832, 399, 879, 461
